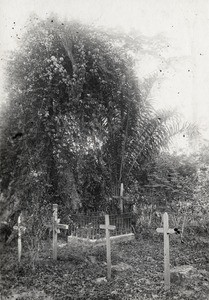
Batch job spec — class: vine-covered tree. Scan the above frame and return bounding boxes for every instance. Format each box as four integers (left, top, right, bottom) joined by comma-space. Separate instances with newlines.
0, 15, 195, 216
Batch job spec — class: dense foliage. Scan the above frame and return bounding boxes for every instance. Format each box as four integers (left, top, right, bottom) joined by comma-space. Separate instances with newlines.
131, 147, 209, 236
0, 16, 198, 216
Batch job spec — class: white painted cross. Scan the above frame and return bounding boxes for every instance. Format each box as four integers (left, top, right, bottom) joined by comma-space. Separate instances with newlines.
13, 214, 26, 263
51, 204, 69, 260
156, 212, 176, 291
100, 214, 116, 279
113, 183, 129, 213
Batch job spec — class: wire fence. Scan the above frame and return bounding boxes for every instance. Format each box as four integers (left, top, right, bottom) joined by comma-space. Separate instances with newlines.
68, 213, 134, 239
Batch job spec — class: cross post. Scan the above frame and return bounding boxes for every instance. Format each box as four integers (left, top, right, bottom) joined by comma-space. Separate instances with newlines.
120, 183, 124, 212
156, 212, 176, 291
100, 215, 116, 279
13, 214, 26, 263
51, 204, 69, 260
113, 183, 129, 213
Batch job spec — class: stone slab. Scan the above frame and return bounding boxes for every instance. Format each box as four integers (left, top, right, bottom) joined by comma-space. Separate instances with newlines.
68, 233, 135, 247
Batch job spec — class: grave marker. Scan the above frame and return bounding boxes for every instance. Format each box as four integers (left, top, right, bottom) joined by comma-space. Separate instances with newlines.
100, 214, 116, 279
156, 212, 176, 291
113, 183, 129, 213
50, 204, 69, 260
13, 214, 26, 263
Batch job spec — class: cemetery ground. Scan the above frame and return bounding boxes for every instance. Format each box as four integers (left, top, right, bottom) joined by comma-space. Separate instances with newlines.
0, 228, 209, 300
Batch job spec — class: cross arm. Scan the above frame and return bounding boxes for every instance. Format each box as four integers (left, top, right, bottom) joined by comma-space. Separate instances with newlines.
13, 225, 26, 232
100, 224, 116, 230
57, 224, 69, 230
168, 229, 175, 234
45, 224, 52, 229
112, 196, 129, 200
156, 228, 178, 234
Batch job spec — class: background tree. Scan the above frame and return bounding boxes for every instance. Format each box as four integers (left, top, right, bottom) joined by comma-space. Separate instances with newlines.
0, 15, 197, 218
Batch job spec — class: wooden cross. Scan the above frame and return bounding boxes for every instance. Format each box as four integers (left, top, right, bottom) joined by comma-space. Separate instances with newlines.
100, 215, 116, 279
51, 204, 69, 260
113, 183, 129, 213
156, 212, 176, 291
13, 214, 26, 263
